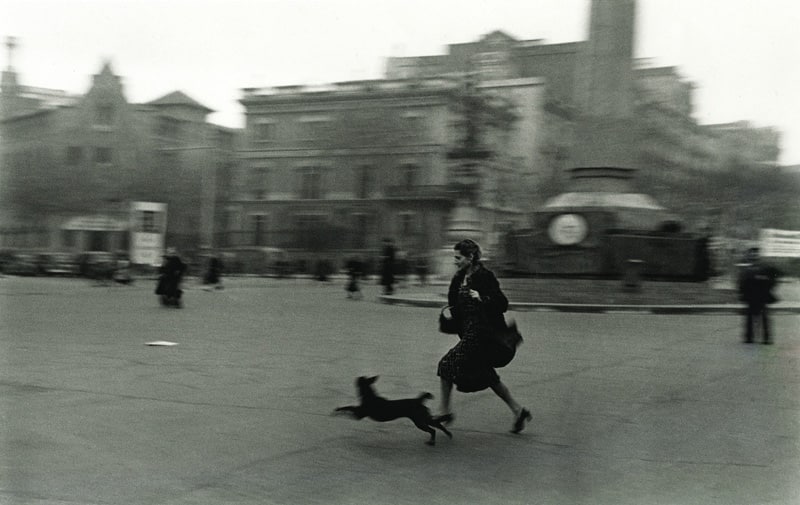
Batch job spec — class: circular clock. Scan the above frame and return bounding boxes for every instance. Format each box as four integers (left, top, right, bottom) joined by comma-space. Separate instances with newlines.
548, 214, 588, 245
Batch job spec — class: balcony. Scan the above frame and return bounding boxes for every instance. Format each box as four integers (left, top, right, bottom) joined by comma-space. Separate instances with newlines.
383, 184, 452, 200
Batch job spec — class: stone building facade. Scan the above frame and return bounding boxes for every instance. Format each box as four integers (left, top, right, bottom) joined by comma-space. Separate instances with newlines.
233, 77, 542, 269
386, 25, 781, 232
0, 47, 238, 257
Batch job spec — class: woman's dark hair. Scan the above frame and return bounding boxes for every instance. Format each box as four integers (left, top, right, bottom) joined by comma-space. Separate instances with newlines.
454, 239, 481, 264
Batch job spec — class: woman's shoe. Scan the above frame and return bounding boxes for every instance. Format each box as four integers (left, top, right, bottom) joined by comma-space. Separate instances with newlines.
511, 408, 532, 434
434, 413, 455, 425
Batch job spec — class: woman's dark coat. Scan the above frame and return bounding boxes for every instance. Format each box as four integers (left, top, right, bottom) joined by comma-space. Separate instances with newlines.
447, 263, 508, 334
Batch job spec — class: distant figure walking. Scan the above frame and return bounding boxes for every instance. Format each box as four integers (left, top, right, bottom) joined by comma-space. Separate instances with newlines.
156, 247, 187, 308
380, 238, 396, 295
203, 253, 224, 291
415, 254, 429, 286
345, 257, 364, 300
113, 251, 133, 285
738, 247, 781, 344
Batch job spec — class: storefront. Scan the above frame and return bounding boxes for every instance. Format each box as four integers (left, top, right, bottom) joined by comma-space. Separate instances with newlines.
60, 214, 129, 252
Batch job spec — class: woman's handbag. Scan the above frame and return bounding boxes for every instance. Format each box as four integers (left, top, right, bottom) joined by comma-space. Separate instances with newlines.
439, 306, 460, 334
486, 319, 523, 368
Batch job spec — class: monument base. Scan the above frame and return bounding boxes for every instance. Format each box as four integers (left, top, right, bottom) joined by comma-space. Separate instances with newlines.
434, 247, 456, 281
434, 199, 483, 279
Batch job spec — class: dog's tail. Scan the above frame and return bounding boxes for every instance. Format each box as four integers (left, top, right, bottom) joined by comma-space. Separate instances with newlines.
417, 392, 433, 402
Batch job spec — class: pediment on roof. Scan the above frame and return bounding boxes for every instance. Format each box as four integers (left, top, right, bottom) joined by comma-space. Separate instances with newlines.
480, 30, 517, 47
146, 90, 213, 112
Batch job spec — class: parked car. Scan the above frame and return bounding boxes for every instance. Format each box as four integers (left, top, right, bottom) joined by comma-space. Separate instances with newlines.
40, 252, 80, 276
78, 251, 116, 282
5, 252, 39, 276
0, 250, 15, 274
223, 247, 293, 277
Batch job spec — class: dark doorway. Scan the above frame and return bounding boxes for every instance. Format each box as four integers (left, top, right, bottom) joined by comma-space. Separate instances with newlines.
88, 231, 108, 251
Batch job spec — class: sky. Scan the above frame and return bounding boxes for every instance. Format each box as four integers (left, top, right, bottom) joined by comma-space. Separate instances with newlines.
1, 0, 799, 165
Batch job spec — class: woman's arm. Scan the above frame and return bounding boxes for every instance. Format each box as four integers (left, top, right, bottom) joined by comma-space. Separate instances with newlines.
447, 273, 462, 306
476, 270, 508, 314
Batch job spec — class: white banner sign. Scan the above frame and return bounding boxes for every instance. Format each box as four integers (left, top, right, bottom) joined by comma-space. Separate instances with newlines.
130, 202, 167, 266
760, 228, 800, 258
62, 215, 127, 231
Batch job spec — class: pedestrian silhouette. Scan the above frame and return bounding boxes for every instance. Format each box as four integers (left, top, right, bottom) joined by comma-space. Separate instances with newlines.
738, 247, 781, 344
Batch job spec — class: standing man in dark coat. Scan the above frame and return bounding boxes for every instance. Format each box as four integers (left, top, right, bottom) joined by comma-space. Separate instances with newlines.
203, 252, 224, 290
156, 247, 188, 308
738, 247, 780, 344
344, 256, 364, 300
380, 238, 396, 295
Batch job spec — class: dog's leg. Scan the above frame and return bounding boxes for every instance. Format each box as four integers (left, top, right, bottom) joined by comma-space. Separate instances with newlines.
431, 419, 453, 439
411, 418, 437, 446
334, 406, 365, 419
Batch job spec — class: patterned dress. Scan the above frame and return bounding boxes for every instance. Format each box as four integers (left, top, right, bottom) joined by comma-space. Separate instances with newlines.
437, 281, 500, 393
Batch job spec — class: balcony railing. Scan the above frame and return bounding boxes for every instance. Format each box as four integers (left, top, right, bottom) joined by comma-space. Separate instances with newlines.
383, 184, 451, 199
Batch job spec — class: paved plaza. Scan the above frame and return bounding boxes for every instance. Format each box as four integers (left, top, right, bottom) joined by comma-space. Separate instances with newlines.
1, 276, 799, 505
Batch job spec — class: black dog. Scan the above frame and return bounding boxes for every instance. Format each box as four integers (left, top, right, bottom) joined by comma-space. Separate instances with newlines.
334, 376, 453, 446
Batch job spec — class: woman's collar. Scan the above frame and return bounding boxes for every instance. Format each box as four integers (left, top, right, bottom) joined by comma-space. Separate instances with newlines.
465, 262, 483, 276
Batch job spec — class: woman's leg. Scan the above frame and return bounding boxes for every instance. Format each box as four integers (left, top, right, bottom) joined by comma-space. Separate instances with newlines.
762, 307, 771, 343
439, 377, 454, 415
492, 380, 532, 433
490, 380, 522, 417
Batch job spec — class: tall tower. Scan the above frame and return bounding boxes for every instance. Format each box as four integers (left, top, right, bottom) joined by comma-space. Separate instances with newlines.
1, 36, 20, 119
572, 0, 638, 168
576, 0, 636, 118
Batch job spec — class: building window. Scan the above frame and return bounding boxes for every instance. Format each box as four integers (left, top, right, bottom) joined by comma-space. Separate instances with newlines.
65, 146, 82, 166
225, 210, 239, 231
159, 150, 179, 169
400, 213, 415, 236
401, 164, 418, 191
249, 214, 268, 246
222, 209, 239, 247
255, 120, 275, 143
356, 166, 372, 199
94, 147, 113, 164
352, 213, 368, 249
249, 166, 269, 199
495, 176, 508, 207
157, 116, 181, 140
298, 117, 331, 141
95, 104, 114, 126
295, 214, 326, 249
299, 168, 323, 199
474, 51, 509, 80
61, 229, 76, 248
138, 211, 159, 233
402, 113, 426, 138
